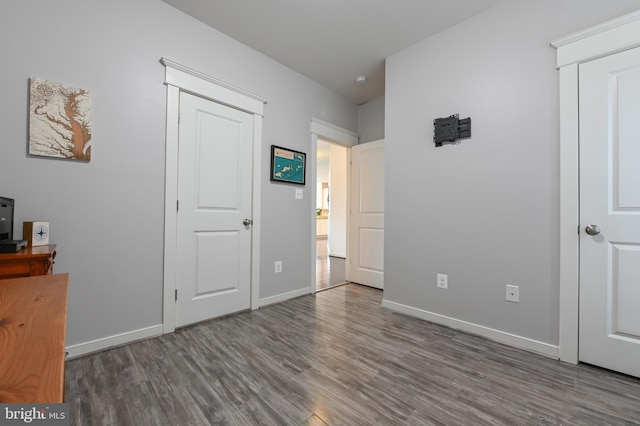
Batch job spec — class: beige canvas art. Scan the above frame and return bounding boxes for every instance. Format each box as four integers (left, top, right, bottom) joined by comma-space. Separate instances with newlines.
29, 77, 92, 161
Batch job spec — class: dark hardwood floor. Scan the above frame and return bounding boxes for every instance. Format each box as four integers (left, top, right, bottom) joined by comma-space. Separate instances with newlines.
65, 284, 640, 425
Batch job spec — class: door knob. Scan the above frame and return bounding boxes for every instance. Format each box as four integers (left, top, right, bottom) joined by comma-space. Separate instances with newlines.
585, 224, 600, 236
243, 219, 252, 226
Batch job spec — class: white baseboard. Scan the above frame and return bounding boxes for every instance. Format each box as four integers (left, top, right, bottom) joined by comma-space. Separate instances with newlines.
66, 287, 311, 359
258, 287, 310, 308
65, 324, 163, 359
381, 299, 559, 359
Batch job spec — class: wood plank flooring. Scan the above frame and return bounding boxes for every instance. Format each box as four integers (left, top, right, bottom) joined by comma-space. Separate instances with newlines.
65, 284, 640, 425
316, 237, 346, 291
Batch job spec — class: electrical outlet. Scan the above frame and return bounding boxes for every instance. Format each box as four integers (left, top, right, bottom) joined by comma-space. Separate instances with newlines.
436, 273, 448, 289
295, 188, 303, 199
506, 284, 519, 303
275, 261, 282, 273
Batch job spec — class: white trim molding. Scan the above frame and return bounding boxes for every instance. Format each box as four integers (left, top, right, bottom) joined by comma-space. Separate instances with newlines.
160, 58, 267, 112
258, 287, 311, 309
552, 10, 640, 364
66, 325, 163, 359
551, 10, 640, 68
161, 58, 266, 334
310, 118, 359, 147
382, 300, 559, 359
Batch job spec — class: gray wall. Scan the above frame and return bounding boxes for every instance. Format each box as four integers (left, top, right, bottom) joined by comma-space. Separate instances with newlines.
358, 96, 385, 143
385, 1, 639, 346
0, 0, 357, 348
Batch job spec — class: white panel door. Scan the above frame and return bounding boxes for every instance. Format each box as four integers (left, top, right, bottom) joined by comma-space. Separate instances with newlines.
176, 92, 253, 327
579, 47, 640, 377
349, 140, 384, 289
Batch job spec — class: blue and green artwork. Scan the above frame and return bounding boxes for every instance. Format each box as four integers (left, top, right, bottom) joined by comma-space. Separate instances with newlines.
271, 146, 306, 185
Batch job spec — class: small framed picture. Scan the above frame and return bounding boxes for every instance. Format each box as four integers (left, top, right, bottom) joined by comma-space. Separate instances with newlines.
270, 145, 306, 185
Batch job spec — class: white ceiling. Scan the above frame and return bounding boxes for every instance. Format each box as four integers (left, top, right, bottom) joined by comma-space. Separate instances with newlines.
161, 0, 503, 105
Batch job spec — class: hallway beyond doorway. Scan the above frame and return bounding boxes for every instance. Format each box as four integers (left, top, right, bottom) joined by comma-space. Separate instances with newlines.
316, 237, 346, 291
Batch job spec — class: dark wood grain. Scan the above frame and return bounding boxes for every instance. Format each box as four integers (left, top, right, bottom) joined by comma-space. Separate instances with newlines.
66, 284, 640, 425
0, 273, 68, 403
0, 244, 57, 279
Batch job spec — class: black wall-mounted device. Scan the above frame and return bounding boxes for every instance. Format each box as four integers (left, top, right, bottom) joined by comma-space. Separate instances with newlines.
433, 114, 471, 147
0, 197, 14, 241
0, 197, 27, 252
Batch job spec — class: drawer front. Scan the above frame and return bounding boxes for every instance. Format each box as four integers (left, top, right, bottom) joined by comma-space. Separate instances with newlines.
0, 261, 31, 279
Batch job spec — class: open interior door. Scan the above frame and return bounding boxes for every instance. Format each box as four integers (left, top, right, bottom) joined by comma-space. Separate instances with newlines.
349, 139, 384, 289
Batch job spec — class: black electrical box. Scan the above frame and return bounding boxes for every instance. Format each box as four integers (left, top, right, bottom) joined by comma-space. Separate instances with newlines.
433, 114, 471, 147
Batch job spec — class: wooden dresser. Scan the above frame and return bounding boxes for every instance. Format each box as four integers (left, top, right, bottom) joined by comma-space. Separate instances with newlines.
0, 273, 69, 402
0, 244, 56, 280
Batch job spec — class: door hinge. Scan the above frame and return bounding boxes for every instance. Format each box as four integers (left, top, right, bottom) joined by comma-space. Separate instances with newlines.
176, 200, 179, 212
175, 289, 178, 301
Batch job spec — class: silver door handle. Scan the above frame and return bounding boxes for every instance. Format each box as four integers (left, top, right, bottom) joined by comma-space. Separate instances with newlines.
243, 219, 252, 226
585, 224, 600, 236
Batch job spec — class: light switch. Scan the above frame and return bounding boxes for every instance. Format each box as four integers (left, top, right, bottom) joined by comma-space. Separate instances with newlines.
295, 188, 303, 199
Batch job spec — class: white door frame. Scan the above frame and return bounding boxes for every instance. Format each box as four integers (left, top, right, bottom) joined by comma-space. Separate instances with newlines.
309, 118, 359, 292
552, 11, 640, 364
161, 58, 267, 333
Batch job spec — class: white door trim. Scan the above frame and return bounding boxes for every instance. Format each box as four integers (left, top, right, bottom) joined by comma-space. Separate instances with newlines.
161, 58, 266, 333
551, 10, 640, 364
309, 118, 359, 293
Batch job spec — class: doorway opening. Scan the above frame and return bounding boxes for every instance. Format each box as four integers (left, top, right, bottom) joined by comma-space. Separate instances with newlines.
316, 139, 348, 291
309, 118, 359, 293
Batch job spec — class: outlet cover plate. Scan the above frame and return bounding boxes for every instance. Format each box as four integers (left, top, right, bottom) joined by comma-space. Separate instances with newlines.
506, 284, 519, 302
437, 273, 448, 289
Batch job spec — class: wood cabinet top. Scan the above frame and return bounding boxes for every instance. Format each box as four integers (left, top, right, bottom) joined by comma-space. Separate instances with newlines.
0, 273, 68, 403
0, 244, 56, 260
